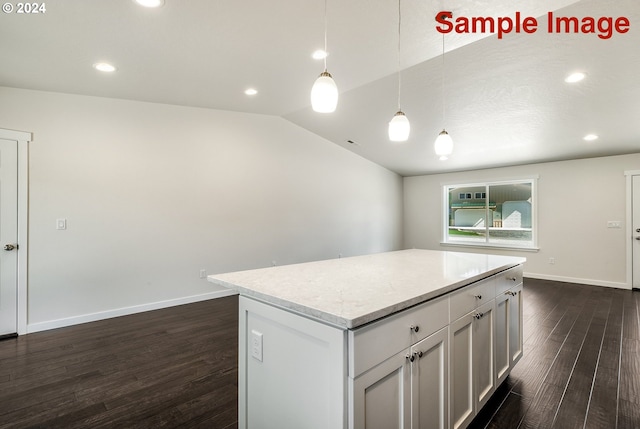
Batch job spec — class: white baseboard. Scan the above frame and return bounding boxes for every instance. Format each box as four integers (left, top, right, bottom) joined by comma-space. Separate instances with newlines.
26, 289, 238, 334
524, 272, 631, 290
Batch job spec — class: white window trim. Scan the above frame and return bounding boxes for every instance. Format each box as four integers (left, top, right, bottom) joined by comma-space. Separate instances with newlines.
440, 176, 539, 251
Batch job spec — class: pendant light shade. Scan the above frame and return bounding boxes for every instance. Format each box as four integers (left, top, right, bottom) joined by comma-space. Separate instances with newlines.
311, 0, 338, 113
434, 129, 453, 160
435, 33, 453, 159
388, 0, 409, 142
388, 111, 410, 142
311, 71, 338, 113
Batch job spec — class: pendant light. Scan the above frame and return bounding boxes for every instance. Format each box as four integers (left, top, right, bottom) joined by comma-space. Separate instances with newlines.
434, 32, 453, 160
388, 0, 410, 142
311, 0, 338, 113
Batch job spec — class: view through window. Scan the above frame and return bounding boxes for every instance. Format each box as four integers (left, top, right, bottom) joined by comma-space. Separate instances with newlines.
444, 179, 536, 249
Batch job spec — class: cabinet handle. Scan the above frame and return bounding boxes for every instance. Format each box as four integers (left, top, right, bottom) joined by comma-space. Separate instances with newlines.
506, 276, 517, 281
475, 312, 484, 319
410, 325, 420, 333
406, 351, 422, 363
474, 294, 482, 300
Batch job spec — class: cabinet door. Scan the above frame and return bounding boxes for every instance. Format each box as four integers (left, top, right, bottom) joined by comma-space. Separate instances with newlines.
508, 284, 523, 366
473, 300, 496, 411
494, 292, 510, 386
449, 313, 474, 429
411, 327, 449, 429
495, 284, 524, 387
351, 348, 411, 429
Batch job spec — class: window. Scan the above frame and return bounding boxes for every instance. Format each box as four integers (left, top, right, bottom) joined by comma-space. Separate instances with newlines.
443, 178, 537, 249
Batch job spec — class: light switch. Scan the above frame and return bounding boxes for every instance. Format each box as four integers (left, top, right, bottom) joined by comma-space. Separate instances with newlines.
251, 330, 263, 362
56, 218, 67, 230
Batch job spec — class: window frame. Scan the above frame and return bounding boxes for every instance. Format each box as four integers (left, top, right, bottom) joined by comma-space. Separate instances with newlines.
441, 176, 539, 251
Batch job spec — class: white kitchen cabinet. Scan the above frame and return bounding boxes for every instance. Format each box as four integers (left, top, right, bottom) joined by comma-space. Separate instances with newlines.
449, 300, 496, 429
450, 311, 474, 429
473, 299, 495, 411
351, 326, 449, 429
449, 279, 496, 429
508, 283, 523, 367
495, 281, 523, 386
350, 296, 449, 429
449, 270, 497, 429
494, 290, 511, 385
351, 348, 412, 429
213, 251, 525, 429
411, 327, 449, 429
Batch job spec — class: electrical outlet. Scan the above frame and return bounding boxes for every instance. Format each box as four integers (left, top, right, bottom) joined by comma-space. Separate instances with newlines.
549, 257, 555, 265
607, 221, 622, 229
199, 269, 207, 279
251, 330, 263, 362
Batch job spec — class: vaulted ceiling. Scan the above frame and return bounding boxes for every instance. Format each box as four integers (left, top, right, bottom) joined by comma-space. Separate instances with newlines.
2, 0, 639, 175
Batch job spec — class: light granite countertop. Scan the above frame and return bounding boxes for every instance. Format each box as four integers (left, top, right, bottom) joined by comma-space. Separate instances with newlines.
208, 249, 525, 329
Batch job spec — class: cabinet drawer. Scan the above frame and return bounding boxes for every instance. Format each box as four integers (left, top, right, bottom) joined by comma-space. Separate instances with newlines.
495, 265, 523, 295
348, 295, 449, 378
449, 277, 496, 322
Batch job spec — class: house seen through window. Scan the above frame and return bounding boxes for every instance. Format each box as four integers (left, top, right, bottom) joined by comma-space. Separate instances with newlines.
444, 179, 536, 249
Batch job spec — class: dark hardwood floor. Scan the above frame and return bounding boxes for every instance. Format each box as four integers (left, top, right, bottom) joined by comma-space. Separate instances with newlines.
469, 278, 640, 429
0, 280, 638, 428
0, 297, 239, 429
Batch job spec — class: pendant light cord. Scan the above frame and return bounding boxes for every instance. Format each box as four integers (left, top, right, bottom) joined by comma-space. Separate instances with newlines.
323, 0, 328, 72
397, 0, 402, 111
441, 33, 445, 128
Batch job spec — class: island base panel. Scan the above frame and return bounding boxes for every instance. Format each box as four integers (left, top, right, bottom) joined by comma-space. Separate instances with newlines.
238, 296, 346, 429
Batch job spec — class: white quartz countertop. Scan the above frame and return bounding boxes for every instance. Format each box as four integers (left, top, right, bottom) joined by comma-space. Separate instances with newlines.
208, 249, 525, 329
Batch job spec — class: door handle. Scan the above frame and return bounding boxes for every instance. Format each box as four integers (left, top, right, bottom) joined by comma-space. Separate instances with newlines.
3, 244, 17, 251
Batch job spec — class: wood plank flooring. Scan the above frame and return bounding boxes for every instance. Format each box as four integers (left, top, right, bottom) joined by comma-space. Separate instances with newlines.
0, 279, 638, 428
469, 278, 640, 429
0, 297, 239, 428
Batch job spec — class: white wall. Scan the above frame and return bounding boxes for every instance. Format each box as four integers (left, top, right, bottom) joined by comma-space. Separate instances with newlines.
0, 87, 403, 331
404, 154, 640, 289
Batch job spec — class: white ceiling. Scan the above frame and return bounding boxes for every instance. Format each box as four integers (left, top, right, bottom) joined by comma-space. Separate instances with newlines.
2, 0, 639, 176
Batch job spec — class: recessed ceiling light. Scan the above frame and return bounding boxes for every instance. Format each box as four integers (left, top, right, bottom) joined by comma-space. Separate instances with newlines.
565, 72, 586, 83
583, 134, 599, 141
244, 88, 258, 96
133, 0, 164, 7
312, 50, 328, 60
93, 62, 116, 72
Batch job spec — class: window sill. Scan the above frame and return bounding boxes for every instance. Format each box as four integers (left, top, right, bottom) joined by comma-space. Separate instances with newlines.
440, 241, 540, 253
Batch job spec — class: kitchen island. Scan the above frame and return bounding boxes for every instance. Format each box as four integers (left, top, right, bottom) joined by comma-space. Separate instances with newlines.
208, 249, 525, 429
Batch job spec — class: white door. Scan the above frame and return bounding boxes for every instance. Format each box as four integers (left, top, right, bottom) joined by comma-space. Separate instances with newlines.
634, 175, 640, 289
0, 138, 18, 337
